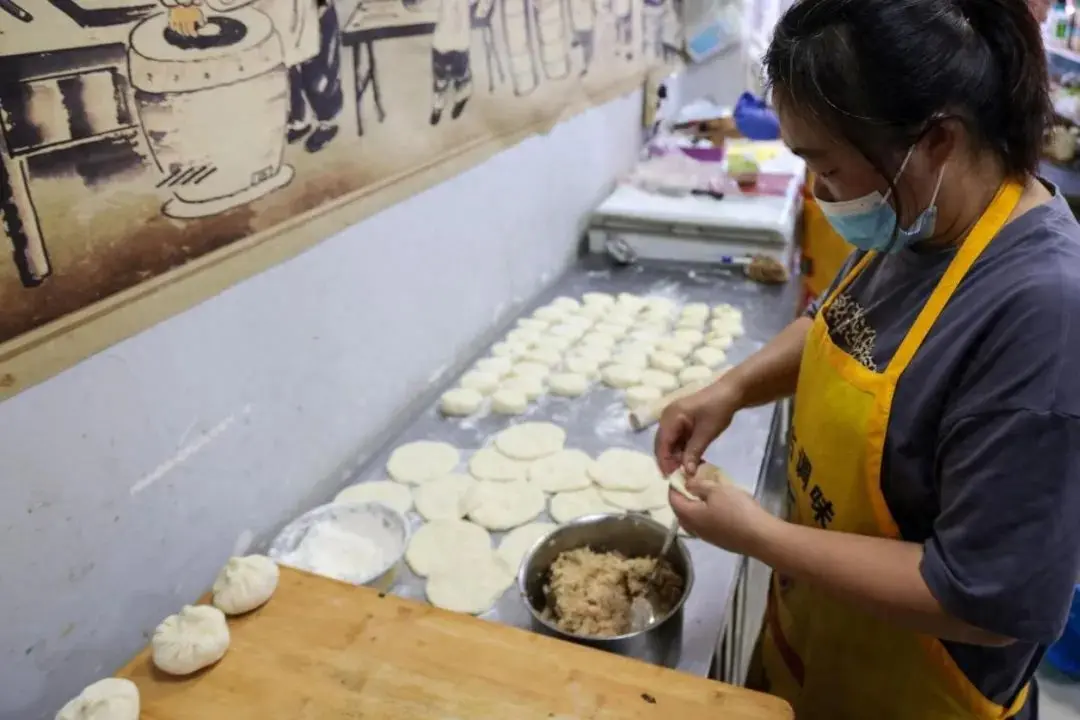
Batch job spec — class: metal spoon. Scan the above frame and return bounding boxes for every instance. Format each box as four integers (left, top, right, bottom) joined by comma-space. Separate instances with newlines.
630, 517, 680, 631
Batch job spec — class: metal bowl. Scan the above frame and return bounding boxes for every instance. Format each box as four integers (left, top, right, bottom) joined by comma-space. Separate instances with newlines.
268, 501, 409, 591
516, 513, 694, 667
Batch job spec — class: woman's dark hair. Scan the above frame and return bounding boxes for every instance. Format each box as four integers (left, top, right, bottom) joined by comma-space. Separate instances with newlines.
764, 0, 1051, 181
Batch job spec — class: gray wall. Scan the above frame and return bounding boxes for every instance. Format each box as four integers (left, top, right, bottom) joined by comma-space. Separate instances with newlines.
0, 91, 642, 720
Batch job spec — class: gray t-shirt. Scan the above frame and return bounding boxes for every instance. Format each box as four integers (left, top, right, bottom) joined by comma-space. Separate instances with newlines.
806, 185, 1080, 712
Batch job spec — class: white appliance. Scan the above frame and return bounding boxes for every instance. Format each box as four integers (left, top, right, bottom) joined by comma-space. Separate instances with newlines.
587, 144, 805, 268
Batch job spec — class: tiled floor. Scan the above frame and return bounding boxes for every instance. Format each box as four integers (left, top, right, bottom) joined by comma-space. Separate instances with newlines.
1040, 666, 1080, 719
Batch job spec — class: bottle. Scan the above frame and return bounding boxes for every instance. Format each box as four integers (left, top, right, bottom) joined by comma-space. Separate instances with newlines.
1049, 0, 1073, 48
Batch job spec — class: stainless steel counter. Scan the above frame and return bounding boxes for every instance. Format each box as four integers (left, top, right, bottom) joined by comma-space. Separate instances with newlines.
339, 257, 799, 677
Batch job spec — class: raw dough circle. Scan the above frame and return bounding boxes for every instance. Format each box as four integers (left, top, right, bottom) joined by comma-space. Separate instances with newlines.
649, 506, 690, 536
650, 350, 686, 374
681, 302, 710, 318
712, 303, 740, 318
334, 481, 414, 515
528, 449, 593, 492
706, 333, 733, 350
491, 389, 528, 415
582, 291, 615, 308
551, 296, 582, 311
469, 447, 530, 482
630, 328, 663, 344
459, 370, 501, 395
425, 554, 513, 615
610, 350, 651, 368
644, 297, 677, 315
693, 347, 727, 368
440, 388, 483, 417
405, 519, 491, 576
152, 605, 230, 676
466, 480, 546, 530
616, 293, 647, 313
56, 678, 140, 720
604, 312, 637, 328
549, 323, 587, 340
594, 322, 629, 338
511, 361, 551, 379
564, 355, 601, 379
413, 474, 478, 520
569, 344, 612, 363
600, 481, 670, 511
602, 363, 643, 388
516, 317, 549, 332
500, 375, 545, 400
673, 329, 705, 345
474, 356, 514, 378
533, 335, 575, 353
579, 332, 617, 348
211, 555, 279, 615
490, 342, 527, 358
549, 487, 622, 523
504, 328, 543, 346
675, 315, 706, 330
679, 365, 714, 386
625, 385, 662, 408
522, 348, 562, 367
494, 422, 566, 460
578, 304, 610, 320
562, 314, 594, 330
387, 441, 460, 484
657, 337, 696, 357
533, 305, 567, 322
640, 369, 679, 393
710, 317, 745, 337
497, 522, 557, 571
588, 448, 662, 491
548, 372, 589, 397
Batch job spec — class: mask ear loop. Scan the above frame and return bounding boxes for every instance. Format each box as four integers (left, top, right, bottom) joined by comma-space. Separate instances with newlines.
928, 162, 946, 206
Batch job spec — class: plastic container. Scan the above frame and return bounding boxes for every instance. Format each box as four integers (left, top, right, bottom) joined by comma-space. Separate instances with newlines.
268, 502, 410, 591
1046, 584, 1080, 678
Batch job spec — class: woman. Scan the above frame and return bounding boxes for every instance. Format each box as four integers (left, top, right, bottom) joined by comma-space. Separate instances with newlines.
656, 1, 1080, 718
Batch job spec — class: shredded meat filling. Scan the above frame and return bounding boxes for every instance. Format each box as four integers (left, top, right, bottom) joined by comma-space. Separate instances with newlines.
541, 547, 684, 636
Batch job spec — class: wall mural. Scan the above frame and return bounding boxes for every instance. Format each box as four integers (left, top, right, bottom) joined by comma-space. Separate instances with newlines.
0, 0, 680, 397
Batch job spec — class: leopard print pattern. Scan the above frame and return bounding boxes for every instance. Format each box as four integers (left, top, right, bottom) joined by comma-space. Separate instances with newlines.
823, 292, 878, 371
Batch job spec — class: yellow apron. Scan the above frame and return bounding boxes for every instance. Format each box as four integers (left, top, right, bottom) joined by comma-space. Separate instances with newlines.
756, 180, 1029, 719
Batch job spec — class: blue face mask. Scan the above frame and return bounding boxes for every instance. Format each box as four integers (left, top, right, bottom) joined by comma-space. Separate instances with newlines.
815, 147, 946, 253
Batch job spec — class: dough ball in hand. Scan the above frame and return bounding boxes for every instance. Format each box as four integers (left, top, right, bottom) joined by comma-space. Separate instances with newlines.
56, 678, 139, 720
212, 555, 279, 615
152, 605, 230, 676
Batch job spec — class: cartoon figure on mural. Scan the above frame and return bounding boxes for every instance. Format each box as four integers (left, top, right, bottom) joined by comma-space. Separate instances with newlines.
534, 0, 570, 80
611, 0, 633, 60
642, 0, 666, 59
500, 0, 541, 96
430, 0, 476, 124
162, 0, 343, 153
567, 0, 597, 76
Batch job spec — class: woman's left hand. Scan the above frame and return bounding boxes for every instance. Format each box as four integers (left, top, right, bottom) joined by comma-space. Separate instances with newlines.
670, 470, 778, 556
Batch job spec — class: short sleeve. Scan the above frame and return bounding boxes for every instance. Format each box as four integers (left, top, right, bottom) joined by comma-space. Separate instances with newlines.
921, 409, 1080, 643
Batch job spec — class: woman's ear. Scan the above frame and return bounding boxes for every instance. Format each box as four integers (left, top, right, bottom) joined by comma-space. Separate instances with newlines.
923, 118, 961, 167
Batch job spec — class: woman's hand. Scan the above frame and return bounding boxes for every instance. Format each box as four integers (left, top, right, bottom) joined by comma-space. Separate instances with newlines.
654, 380, 742, 476
669, 469, 777, 556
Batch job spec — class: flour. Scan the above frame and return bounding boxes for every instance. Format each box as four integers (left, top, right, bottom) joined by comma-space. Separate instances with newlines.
281, 522, 387, 583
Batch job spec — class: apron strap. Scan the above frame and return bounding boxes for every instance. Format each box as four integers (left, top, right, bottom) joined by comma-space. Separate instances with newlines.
884, 181, 1024, 382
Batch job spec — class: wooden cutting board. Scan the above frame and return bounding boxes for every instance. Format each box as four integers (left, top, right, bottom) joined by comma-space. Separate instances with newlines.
118, 567, 792, 719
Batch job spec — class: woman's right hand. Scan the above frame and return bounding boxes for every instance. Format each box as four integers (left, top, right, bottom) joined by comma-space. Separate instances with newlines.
655, 381, 742, 477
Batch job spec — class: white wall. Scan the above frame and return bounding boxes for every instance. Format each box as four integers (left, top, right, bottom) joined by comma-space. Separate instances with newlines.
0, 91, 642, 720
